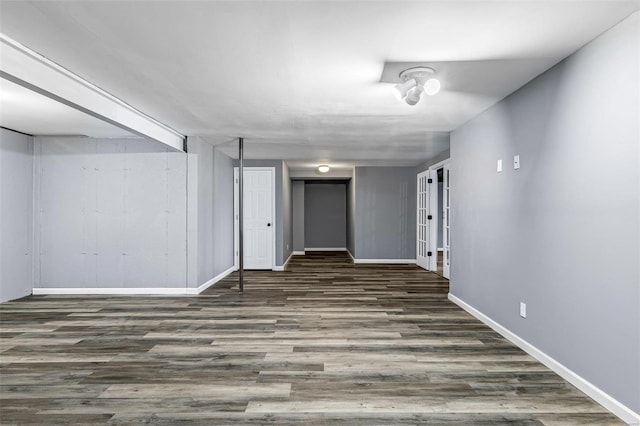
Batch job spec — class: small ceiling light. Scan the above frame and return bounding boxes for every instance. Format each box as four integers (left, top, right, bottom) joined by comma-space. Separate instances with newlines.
318, 165, 330, 173
395, 66, 440, 106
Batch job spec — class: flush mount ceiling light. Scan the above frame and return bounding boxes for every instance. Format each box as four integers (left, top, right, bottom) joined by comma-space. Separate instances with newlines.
318, 165, 330, 173
394, 67, 440, 106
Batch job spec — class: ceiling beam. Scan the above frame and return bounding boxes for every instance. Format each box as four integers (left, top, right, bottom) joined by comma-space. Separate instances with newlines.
0, 33, 185, 151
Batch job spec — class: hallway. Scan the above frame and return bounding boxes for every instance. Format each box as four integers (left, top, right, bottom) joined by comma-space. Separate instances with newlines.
0, 252, 621, 424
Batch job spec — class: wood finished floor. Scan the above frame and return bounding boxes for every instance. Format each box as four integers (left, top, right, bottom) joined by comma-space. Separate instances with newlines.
0, 252, 622, 425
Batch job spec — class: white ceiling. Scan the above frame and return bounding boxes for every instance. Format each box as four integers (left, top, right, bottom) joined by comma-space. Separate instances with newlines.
1, 1, 638, 169
0, 78, 134, 138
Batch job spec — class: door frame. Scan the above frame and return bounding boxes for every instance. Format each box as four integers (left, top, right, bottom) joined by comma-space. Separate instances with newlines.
428, 158, 450, 278
234, 167, 277, 271
416, 169, 437, 271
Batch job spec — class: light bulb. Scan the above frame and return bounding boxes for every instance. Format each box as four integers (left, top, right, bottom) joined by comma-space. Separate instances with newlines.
405, 85, 424, 106
424, 78, 441, 96
318, 165, 330, 173
394, 79, 417, 100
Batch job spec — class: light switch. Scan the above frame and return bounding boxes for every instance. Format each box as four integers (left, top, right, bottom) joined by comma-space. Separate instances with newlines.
497, 159, 503, 172
514, 155, 520, 170
520, 302, 527, 318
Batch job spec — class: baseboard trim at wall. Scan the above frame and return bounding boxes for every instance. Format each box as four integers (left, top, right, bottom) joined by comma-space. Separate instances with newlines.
448, 293, 640, 426
272, 252, 294, 271
292, 251, 305, 255
32, 287, 192, 296
191, 265, 235, 295
353, 258, 416, 264
304, 247, 347, 251
346, 249, 355, 261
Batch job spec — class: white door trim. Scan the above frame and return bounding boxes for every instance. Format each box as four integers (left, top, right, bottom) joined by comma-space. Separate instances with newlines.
442, 163, 451, 279
429, 159, 451, 278
416, 170, 437, 271
234, 167, 277, 270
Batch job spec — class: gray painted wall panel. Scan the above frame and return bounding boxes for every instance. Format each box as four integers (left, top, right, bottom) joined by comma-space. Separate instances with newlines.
187, 137, 234, 288
34, 137, 188, 289
292, 181, 305, 252
212, 148, 234, 277
450, 12, 639, 413
354, 167, 416, 259
282, 162, 292, 261
416, 149, 450, 173
0, 129, 33, 303
304, 182, 347, 248
347, 177, 355, 256
196, 140, 215, 286
186, 145, 198, 288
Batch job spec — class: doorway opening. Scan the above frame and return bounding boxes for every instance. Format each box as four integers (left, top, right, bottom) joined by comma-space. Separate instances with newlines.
292, 179, 350, 254
416, 159, 450, 279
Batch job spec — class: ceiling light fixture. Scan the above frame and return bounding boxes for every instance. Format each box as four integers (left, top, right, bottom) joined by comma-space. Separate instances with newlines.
318, 165, 330, 173
394, 67, 440, 106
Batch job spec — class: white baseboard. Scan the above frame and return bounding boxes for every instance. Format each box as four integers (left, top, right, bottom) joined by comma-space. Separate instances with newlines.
304, 247, 347, 251
32, 287, 191, 296
292, 251, 305, 255
272, 252, 294, 271
353, 258, 416, 264
31, 266, 236, 297
448, 293, 640, 426
346, 249, 355, 261
191, 265, 235, 294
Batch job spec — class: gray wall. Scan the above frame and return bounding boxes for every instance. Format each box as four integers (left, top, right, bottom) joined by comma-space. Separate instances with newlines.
282, 162, 293, 262
292, 180, 305, 252
195, 139, 214, 286
450, 12, 639, 413
212, 148, 235, 278
0, 129, 33, 302
347, 177, 355, 256
354, 167, 416, 259
190, 138, 234, 287
304, 182, 347, 249
33, 137, 188, 289
416, 148, 450, 173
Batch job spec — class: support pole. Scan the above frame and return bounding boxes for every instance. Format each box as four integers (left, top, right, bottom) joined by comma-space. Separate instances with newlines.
238, 137, 244, 293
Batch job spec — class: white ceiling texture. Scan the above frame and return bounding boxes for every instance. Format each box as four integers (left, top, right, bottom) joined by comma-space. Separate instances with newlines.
1, 1, 638, 169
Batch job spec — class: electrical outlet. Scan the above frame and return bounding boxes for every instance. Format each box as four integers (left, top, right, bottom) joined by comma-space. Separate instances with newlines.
520, 302, 527, 318
497, 159, 503, 172
514, 155, 520, 170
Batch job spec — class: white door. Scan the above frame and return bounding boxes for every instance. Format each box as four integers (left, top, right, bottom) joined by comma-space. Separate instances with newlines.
443, 164, 451, 279
235, 168, 274, 270
416, 170, 437, 271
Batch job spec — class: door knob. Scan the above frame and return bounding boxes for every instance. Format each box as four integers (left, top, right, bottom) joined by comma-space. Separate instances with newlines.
267, 223, 271, 227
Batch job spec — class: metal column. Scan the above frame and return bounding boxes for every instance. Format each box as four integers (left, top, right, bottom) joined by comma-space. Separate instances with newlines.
238, 137, 244, 292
